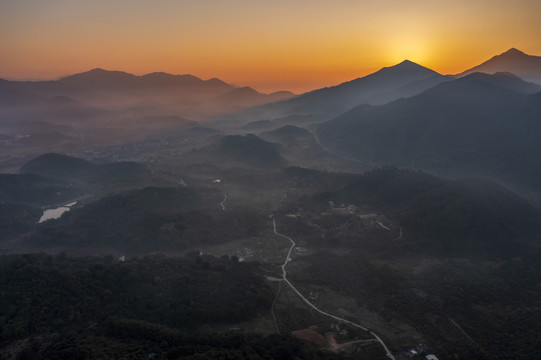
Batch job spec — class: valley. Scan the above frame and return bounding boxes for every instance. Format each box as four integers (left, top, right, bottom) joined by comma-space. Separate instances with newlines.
1, 47, 541, 360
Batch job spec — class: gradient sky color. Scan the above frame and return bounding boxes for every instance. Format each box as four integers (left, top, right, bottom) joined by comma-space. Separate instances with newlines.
1, 0, 541, 93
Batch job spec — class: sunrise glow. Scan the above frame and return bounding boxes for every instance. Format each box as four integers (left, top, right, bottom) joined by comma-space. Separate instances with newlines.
1, 0, 541, 93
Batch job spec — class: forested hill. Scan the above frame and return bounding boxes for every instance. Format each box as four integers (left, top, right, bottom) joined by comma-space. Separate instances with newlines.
320, 168, 541, 258
0, 253, 307, 359
26, 186, 267, 253
20, 153, 149, 183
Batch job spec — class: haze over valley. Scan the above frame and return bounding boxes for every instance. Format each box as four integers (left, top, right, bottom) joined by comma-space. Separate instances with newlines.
2, 1, 541, 359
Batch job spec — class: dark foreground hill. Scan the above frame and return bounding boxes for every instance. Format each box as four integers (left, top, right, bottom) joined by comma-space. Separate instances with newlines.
0, 253, 337, 360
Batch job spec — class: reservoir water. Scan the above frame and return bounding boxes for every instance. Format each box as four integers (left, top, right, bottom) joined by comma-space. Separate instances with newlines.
39, 201, 77, 223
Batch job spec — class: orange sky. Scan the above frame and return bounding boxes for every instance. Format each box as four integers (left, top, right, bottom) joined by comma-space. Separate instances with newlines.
1, 0, 541, 93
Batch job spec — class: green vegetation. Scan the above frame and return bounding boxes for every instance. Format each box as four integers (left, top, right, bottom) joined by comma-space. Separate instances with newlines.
0, 202, 42, 238
290, 250, 541, 360
0, 253, 272, 337
0, 253, 352, 360
311, 168, 541, 258
2, 154, 541, 360
401, 177, 541, 257
27, 186, 267, 252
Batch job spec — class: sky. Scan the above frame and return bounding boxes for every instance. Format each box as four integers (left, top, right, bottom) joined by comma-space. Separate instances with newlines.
1, 0, 541, 93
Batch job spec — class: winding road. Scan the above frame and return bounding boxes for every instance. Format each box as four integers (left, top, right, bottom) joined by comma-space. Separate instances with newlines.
271, 216, 395, 359
220, 194, 227, 211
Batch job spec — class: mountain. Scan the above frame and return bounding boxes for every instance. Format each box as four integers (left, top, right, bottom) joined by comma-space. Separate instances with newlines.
0, 79, 107, 123
286, 60, 451, 114
317, 72, 541, 200
59, 68, 138, 89
0, 83, 47, 107
1, 69, 293, 120
59, 68, 233, 97
214, 60, 451, 128
457, 48, 541, 84
214, 86, 294, 109
460, 71, 541, 93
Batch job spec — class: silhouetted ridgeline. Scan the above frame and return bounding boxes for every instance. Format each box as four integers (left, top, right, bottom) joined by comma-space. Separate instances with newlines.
457, 48, 541, 84
318, 72, 541, 201
20, 153, 149, 183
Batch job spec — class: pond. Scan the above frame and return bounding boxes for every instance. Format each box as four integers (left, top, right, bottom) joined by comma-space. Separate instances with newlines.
39, 201, 77, 223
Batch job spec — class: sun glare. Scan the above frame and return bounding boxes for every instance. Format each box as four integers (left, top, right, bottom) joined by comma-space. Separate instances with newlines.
387, 35, 430, 65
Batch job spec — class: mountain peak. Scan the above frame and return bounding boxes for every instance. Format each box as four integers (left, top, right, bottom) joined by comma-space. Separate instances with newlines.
384, 59, 434, 72
456, 48, 541, 84
230, 86, 261, 95
375, 59, 440, 77
87, 67, 109, 73
398, 59, 416, 65
60, 68, 135, 83
501, 48, 526, 57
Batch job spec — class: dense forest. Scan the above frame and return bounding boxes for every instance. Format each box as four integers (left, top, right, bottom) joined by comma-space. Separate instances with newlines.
26, 186, 267, 252
2, 155, 541, 360
304, 168, 541, 258
290, 250, 541, 360
0, 253, 331, 359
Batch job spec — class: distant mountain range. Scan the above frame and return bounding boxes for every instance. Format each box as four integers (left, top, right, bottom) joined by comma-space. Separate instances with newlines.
216, 48, 541, 128
0, 69, 294, 120
217, 60, 453, 126
3, 48, 539, 126
273, 60, 450, 115
3, 47, 541, 182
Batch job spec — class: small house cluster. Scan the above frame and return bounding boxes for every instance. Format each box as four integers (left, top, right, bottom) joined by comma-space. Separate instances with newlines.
328, 201, 357, 214
398, 344, 439, 360
235, 247, 254, 262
